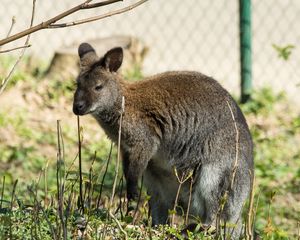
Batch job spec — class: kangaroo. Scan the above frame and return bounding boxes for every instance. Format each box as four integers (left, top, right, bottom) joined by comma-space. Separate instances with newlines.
73, 43, 254, 238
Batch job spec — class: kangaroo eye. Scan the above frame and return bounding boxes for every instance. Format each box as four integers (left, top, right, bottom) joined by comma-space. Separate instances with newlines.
95, 85, 103, 91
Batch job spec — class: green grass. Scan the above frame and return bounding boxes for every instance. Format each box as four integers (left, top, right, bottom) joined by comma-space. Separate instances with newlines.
0, 61, 299, 239
240, 88, 300, 238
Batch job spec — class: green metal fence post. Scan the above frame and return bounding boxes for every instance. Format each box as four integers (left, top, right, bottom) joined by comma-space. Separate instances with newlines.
239, 0, 252, 103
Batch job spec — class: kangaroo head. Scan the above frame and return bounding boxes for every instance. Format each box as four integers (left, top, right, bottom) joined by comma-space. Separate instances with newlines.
73, 43, 123, 116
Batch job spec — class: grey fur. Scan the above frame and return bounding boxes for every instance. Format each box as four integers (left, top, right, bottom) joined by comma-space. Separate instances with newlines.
73, 43, 254, 238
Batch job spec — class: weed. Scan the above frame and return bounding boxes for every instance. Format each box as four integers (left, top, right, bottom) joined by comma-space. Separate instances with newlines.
0, 61, 299, 238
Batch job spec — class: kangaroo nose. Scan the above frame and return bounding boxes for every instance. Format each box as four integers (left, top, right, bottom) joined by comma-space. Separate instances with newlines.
77, 102, 84, 110
73, 101, 86, 115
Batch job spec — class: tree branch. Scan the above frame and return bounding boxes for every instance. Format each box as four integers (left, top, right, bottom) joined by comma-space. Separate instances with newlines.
0, 44, 31, 54
0, 0, 148, 95
0, 0, 90, 46
49, 0, 148, 28
6, 17, 16, 38
84, 0, 122, 9
0, 0, 36, 94
0, 0, 149, 46
0, 17, 16, 51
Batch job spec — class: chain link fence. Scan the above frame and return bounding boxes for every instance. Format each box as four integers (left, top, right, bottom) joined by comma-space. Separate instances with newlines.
252, 0, 300, 103
0, 0, 299, 101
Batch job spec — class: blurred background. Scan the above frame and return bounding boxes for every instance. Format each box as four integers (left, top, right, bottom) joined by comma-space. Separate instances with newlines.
0, 0, 299, 238
0, 0, 299, 100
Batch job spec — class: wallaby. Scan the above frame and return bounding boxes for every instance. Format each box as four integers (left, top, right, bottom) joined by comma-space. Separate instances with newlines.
73, 43, 254, 238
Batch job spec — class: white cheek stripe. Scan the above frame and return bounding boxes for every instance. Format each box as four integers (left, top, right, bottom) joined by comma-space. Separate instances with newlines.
89, 104, 97, 112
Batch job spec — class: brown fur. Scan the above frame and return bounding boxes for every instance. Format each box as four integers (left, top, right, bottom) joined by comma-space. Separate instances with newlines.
73, 43, 253, 237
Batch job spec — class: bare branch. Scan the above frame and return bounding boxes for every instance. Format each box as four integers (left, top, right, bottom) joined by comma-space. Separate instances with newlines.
0, 0, 92, 46
0, 0, 147, 94
6, 17, 16, 38
0, 44, 31, 54
0, 17, 16, 51
84, 0, 122, 9
49, 0, 148, 28
0, 0, 148, 46
0, 0, 36, 94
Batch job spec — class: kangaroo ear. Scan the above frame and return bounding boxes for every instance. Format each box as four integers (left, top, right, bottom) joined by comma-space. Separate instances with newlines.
78, 43, 95, 58
103, 47, 123, 72
78, 43, 98, 69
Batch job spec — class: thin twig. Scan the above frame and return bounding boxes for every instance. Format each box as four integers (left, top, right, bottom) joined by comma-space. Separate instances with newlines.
28, 186, 57, 240
0, 44, 31, 54
226, 100, 240, 189
56, 120, 67, 240
56, 120, 61, 238
64, 153, 79, 182
115, 176, 124, 216
0, 0, 92, 45
246, 172, 255, 240
216, 100, 241, 236
49, 0, 148, 28
9, 179, 18, 239
252, 189, 261, 238
0, 17, 16, 51
6, 17, 16, 38
185, 175, 193, 225
44, 159, 50, 207
109, 210, 128, 240
0, 0, 148, 46
132, 176, 143, 224
0, 176, 5, 209
0, 0, 36, 95
110, 96, 125, 207
0, 0, 147, 95
77, 116, 84, 214
10, 180, 18, 210
87, 151, 97, 209
96, 142, 113, 208
171, 168, 193, 226
84, 0, 122, 9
